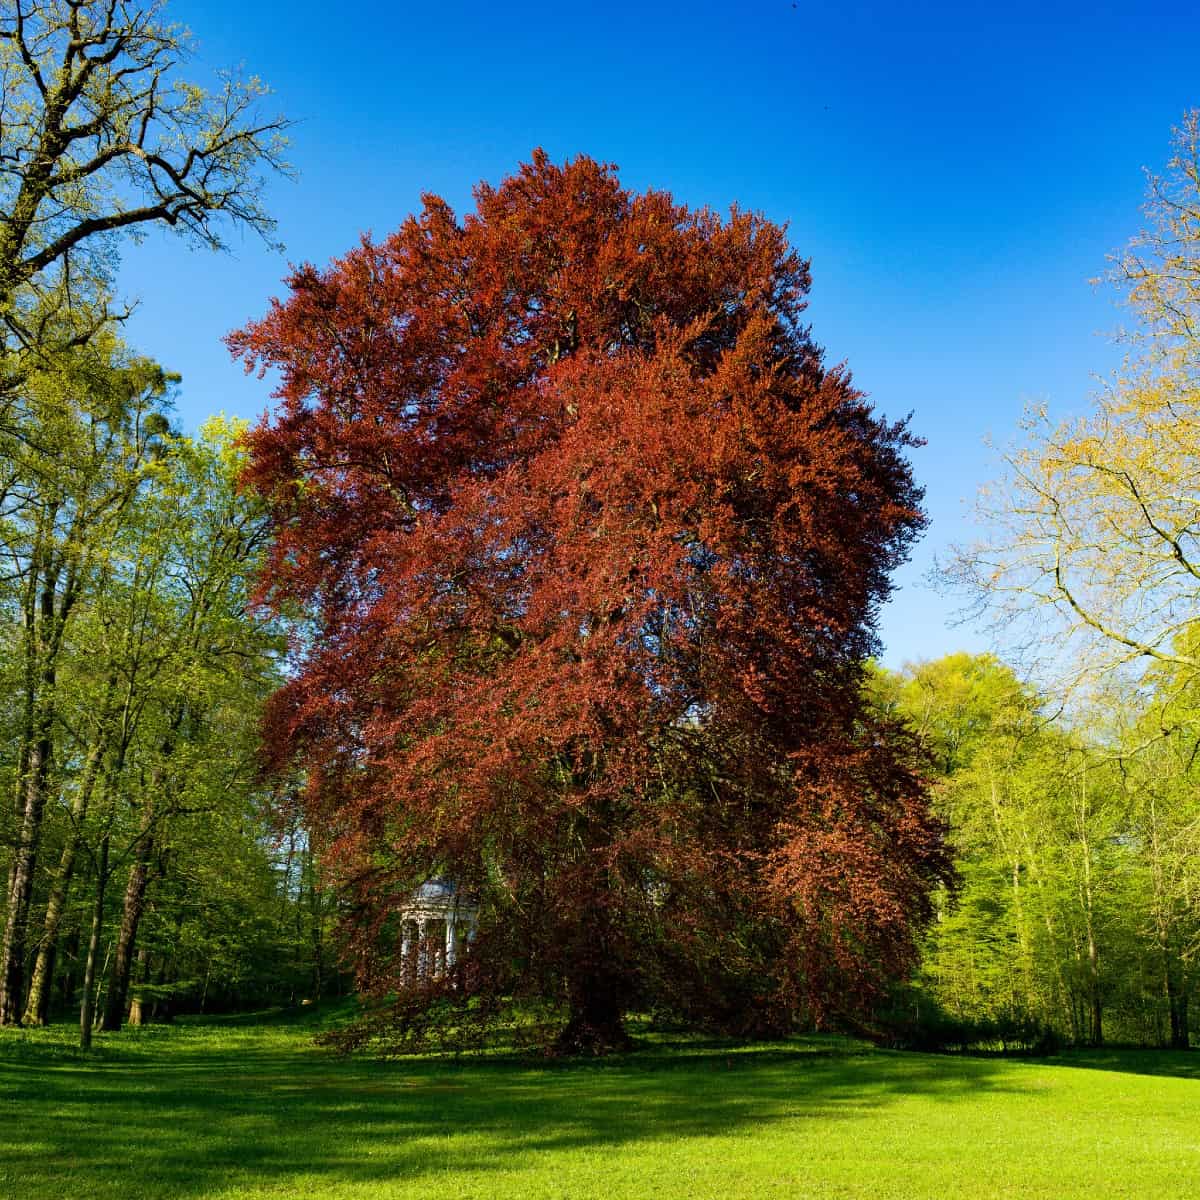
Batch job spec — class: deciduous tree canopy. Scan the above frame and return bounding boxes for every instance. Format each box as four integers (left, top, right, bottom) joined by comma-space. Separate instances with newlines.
231, 152, 952, 1051
0, 0, 289, 362
956, 112, 1200, 691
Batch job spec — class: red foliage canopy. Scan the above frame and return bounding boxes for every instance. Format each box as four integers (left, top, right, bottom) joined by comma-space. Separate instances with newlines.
231, 152, 951, 1050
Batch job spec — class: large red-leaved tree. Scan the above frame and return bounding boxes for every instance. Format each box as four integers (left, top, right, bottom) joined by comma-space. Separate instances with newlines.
231, 152, 952, 1052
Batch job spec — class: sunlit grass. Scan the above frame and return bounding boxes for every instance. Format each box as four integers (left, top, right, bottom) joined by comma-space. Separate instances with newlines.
2, 1008, 1198, 1198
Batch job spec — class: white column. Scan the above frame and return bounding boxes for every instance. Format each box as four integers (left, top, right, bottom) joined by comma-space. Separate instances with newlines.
446, 914, 458, 968
417, 917, 429, 979
401, 922, 412, 985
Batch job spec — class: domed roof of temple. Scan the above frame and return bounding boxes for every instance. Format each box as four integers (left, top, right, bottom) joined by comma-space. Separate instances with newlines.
412, 878, 458, 903
405, 878, 478, 918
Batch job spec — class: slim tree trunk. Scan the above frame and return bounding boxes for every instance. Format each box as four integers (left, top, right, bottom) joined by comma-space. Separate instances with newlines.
1087, 932, 1103, 1047
56, 923, 80, 1009
128, 947, 149, 1026
102, 710, 180, 1033
152, 908, 185, 1023
0, 724, 53, 1024
2, 517, 86, 1025
101, 827, 154, 1032
1165, 949, 1189, 1050
307, 848, 325, 1002
312, 914, 324, 1004
1171, 989, 1189, 1050
1146, 797, 1189, 1050
79, 835, 110, 1051
1075, 771, 1103, 1047
24, 729, 109, 1025
0, 541, 44, 1026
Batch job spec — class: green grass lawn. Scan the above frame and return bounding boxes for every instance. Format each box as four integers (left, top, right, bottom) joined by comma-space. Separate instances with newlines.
2, 1010, 1198, 1199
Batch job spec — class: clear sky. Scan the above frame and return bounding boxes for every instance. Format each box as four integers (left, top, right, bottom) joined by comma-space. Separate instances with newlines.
113, 0, 1200, 668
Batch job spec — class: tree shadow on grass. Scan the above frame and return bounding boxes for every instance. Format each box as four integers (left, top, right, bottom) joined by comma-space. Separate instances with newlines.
1044, 1047, 1200, 1081
0, 1029, 1030, 1199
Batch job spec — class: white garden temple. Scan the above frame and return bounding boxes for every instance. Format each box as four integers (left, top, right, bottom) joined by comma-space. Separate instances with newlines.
400, 879, 477, 983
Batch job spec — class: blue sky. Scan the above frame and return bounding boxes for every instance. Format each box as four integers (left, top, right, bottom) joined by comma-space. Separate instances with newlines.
115, 0, 1200, 667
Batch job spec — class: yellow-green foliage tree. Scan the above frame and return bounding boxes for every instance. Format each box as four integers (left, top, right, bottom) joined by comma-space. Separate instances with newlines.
877, 656, 1128, 1046
941, 113, 1200, 1049
957, 112, 1200, 691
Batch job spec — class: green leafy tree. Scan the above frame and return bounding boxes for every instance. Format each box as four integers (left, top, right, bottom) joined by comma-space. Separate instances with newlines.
0, 0, 290, 361
0, 338, 173, 1024
877, 654, 1131, 1047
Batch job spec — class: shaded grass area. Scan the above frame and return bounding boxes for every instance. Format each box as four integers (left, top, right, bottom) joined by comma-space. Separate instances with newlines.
2, 1009, 1198, 1199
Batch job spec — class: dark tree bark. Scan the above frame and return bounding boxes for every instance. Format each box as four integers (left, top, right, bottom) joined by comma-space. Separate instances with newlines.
100, 826, 154, 1032
0, 726, 51, 1023
556, 970, 633, 1056
1165, 950, 1190, 1050
24, 726, 109, 1025
79, 834, 110, 1051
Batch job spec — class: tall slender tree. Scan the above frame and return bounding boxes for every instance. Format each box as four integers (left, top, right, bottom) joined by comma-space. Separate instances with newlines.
0, 341, 172, 1023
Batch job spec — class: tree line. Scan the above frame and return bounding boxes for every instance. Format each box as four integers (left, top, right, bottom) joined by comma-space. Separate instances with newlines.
0, 341, 337, 1042
2, 0, 1197, 1057
873, 652, 1198, 1050
879, 112, 1200, 1053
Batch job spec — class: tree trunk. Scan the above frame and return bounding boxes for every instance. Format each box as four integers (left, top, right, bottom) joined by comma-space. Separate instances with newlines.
24, 730, 108, 1025
100, 711, 181, 1032
311, 912, 324, 1004
1147, 796, 1188, 1051
101, 829, 154, 1032
79, 835, 110, 1051
1087, 932, 1103, 1047
1, 521, 81, 1025
151, 910, 184, 1023
0, 725, 53, 1024
56, 923, 80, 1010
128, 948, 149, 1026
101, 703, 184, 1032
307, 849, 324, 1002
1165, 950, 1190, 1050
1075, 772, 1103, 1048
23, 931, 58, 1028
556, 969, 631, 1055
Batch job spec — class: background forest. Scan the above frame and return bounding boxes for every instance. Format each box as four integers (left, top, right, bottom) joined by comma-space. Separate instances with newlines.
0, 377, 337, 1036
0, 0, 336, 1044
875, 654, 1198, 1050
0, 0, 1195, 1058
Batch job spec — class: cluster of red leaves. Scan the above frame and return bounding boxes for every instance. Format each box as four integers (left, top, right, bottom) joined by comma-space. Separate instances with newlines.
230, 152, 953, 1049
